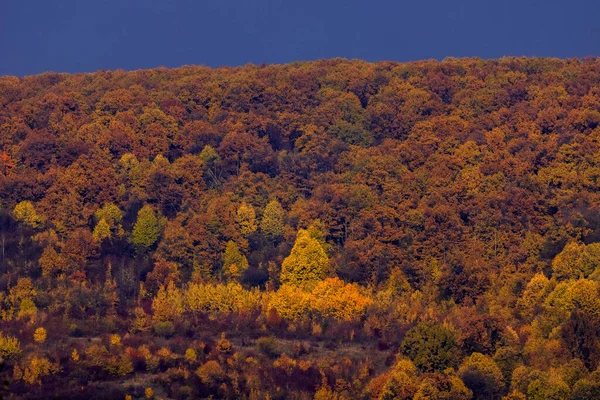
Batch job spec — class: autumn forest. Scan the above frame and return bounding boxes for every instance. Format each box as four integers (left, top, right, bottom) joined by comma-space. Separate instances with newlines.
1, 57, 600, 399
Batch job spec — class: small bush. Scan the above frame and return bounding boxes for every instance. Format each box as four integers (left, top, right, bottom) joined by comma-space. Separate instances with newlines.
257, 336, 279, 358
153, 321, 175, 337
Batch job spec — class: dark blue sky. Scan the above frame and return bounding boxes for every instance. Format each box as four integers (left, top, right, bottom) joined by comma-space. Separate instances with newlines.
1, 0, 599, 76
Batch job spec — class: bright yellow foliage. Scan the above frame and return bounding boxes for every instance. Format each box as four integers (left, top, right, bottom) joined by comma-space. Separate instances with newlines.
380, 359, 419, 400
311, 277, 373, 322
544, 278, 600, 317
236, 202, 257, 236
184, 282, 263, 317
196, 360, 225, 386
33, 327, 47, 343
14, 201, 42, 228
458, 353, 505, 395
110, 334, 121, 346
552, 242, 600, 281
93, 218, 111, 242
273, 353, 297, 375
39, 245, 64, 277
185, 348, 197, 363
261, 199, 285, 240
0, 332, 20, 359
223, 240, 249, 281
267, 284, 311, 322
22, 356, 57, 385
145, 387, 154, 399
152, 281, 184, 322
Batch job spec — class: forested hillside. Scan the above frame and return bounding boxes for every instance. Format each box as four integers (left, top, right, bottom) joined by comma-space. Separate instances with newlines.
1, 57, 600, 399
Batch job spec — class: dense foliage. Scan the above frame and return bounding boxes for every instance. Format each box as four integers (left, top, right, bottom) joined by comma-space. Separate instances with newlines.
1, 57, 600, 398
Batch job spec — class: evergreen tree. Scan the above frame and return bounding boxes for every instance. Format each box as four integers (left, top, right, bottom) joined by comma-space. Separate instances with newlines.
223, 240, 249, 281
280, 229, 329, 287
401, 321, 461, 372
261, 200, 285, 241
132, 205, 160, 250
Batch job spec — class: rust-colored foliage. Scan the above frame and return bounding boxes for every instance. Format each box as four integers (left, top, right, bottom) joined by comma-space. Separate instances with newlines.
2, 58, 600, 398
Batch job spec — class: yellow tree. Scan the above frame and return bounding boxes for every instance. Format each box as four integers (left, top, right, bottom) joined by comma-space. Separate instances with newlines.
236, 202, 257, 237
39, 245, 65, 277
0, 332, 20, 359
310, 277, 373, 322
33, 328, 47, 343
151, 281, 183, 322
551, 241, 600, 281
95, 203, 124, 234
93, 218, 111, 242
379, 359, 419, 400
280, 229, 329, 287
267, 284, 311, 322
222, 240, 249, 281
13, 201, 42, 229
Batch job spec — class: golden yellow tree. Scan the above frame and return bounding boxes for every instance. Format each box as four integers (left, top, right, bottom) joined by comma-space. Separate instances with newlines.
458, 353, 505, 399
267, 284, 311, 322
552, 242, 587, 280
152, 281, 183, 322
14, 201, 42, 228
33, 327, 47, 343
310, 277, 373, 322
236, 202, 257, 236
93, 218, 111, 242
0, 332, 20, 359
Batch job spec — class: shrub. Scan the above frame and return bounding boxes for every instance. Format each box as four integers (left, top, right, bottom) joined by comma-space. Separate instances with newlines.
257, 336, 279, 358
153, 320, 175, 337
33, 327, 47, 343
196, 360, 225, 386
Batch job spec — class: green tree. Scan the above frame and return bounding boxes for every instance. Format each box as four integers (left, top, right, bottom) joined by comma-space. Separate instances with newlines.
379, 359, 419, 400
527, 370, 570, 400
517, 273, 551, 319
222, 240, 248, 281
95, 203, 123, 227
553, 242, 588, 280
261, 199, 285, 241
572, 372, 600, 400
280, 229, 329, 287
199, 145, 222, 187
95, 203, 124, 236
132, 205, 160, 250
458, 352, 505, 400
401, 321, 461, 372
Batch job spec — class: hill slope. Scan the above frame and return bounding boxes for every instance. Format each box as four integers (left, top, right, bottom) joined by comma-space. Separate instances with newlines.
1, 58, 600, 398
